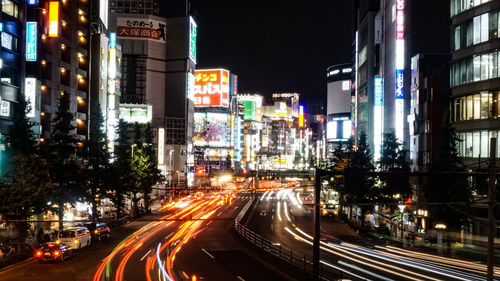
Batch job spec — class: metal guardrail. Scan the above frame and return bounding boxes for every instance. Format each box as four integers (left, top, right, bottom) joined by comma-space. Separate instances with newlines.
234, 199, 319, 278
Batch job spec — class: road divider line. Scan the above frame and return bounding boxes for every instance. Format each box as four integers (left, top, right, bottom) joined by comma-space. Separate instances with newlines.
201, 248, 215, 259
237, 276, 246, 281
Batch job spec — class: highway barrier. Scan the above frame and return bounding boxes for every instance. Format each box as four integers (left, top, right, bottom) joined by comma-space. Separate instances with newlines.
234, 199, 325, 279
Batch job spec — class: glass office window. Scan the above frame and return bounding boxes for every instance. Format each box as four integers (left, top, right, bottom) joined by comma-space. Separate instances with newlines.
473, 131, 480, 157
481, 91, 489, 119
466, 132, 473, 157
466, 21, 474, 46
455, 26, 461, 50
493, 52, 498, 78
490, 11, 498, 39
481, 13, 489, 42
1, 32, 15, 51
481, 53, 489, 80
467, 96, 473, 120
481, 131, 489, 156
474, 94, 481, 119
474, 16, 482, 44
461, 97, 466, 120
467, 57, 473, 82
473, 55, 481, 81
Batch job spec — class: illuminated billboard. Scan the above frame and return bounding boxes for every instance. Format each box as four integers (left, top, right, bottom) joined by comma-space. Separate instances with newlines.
99, 0, 108, 29
158, 128, 165, 165
0, 100, 10, 117
299, 105, 304, 127
48, 1, 59, 37
117, 17, 166, 43
374, 77, 383, 158
194, 69, 230, 107
26, 22, 37, 62
25, 78, 38, 118
327, 116, 351, 142
241, 100, 256, 121
230, 74, 238, 96
119, 104, 152, 123
189, 16, 197, 64
395, 0, 405, 142
193, 112, 230, 147
239, 95, 262, 121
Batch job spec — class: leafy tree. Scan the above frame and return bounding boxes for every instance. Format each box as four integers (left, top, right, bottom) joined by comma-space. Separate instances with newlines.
80, 104, 110, 221
141, 123, 162, 213
0, 93, 52, 252
47, 93, 82, 230
424, 121, 472, 231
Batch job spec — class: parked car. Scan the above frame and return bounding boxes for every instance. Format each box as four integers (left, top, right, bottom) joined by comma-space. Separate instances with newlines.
84, 222, 110, 241
34, 242, 72, 262
57, 227, 91, 250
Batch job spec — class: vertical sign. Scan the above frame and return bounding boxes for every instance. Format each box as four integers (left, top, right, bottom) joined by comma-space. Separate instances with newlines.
374, 77, 384, 159
48, 1, 59, 37
395, 0, 405, 142
158, 128, 165, 165
189, 16, 197, 64
25, 78, 37, 118
27, 0, 38, 5
299, 105, 304, 127
26, 22, 37, 61
110, 32, 116, 48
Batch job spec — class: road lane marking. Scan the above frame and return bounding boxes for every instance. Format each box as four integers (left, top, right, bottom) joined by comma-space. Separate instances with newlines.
140, 249, 152, 261
237, 276, 246, 281
206, 221, 212, 226
202, 248, 215, 259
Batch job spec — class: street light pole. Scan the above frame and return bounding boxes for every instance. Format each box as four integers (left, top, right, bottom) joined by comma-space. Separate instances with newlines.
487, 138, 496, 281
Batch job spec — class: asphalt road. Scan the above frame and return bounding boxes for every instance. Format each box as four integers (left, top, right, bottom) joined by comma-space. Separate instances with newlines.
0, 214, 156, 281
0, 190, 313, 281
245, 188, 499, 281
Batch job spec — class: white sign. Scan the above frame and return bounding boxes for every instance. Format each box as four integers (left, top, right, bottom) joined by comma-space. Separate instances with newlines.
158, 128, 165, 165
25, 78, 37, 118
0, 100, 10, 117
117, 17, 166, 43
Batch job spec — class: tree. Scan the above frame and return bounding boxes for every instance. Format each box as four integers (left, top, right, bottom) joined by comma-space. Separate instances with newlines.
379, 129, 409, 170
80, 104, 110, 221
47, 93, 82, 230
424, 121, 472, 231
108, 120, 132, 219
0, 93, 52, 252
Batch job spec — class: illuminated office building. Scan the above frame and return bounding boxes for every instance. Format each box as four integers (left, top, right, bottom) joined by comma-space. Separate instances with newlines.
450, 0, 500, 167
24, 0, 93, 143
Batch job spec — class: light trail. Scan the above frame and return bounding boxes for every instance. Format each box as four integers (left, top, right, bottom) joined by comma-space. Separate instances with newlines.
283, 202, 292, 222
276, 201, 282, 221
266, 190, 274, 201
260, 191, 269, 201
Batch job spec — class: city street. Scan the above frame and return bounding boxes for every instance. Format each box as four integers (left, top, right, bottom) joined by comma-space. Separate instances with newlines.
244, 189, 500, 281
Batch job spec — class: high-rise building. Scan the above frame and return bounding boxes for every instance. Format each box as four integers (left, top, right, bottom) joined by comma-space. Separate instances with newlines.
353, 0, 449, 162
326, 64, 353, 148
25, 0, 92, 143
450, 0, 500, 167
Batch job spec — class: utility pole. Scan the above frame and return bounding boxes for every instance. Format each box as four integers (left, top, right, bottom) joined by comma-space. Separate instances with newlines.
487, 138, 496, 281
313, 169, 322, 280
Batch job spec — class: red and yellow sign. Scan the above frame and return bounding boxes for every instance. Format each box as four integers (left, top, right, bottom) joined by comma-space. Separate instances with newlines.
194, 69, 230, 107
48, 1, 59, 37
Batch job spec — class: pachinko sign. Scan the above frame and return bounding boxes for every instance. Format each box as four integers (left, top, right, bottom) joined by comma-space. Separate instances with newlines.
194, 69, 230, 107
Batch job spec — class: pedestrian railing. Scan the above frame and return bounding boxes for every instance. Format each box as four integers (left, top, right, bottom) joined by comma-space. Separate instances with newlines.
234, 199, 322, 279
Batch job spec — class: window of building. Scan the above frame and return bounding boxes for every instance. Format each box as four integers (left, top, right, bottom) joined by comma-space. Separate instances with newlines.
473, 15, 481, 44
454, 26, 461, 50
490, 11, 498, 39
473, 55, 481, 82
2, 0, 18, 18
358, 45, 367, 66
473, 94, 481, 119
473, 131, 480, 157
1, 32, 16, 51
481, 13, 489, 42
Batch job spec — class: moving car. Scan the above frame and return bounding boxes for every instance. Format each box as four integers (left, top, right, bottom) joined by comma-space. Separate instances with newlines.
57, 227, 91, 250
84, 222, 111, 241
34, 242, 72, 262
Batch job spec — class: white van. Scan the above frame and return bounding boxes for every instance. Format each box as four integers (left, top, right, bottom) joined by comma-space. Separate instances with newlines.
57, 227, 91, 250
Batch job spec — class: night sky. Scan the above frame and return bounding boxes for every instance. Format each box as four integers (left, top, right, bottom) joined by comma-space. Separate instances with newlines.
161, 0, 354, 107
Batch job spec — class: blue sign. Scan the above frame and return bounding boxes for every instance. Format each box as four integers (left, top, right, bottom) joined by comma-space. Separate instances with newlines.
395, 69, 404, 99
110, 32, 116, 48
26, 22, 37, 62
374, 77, 383, 106
27, 0, 37, 5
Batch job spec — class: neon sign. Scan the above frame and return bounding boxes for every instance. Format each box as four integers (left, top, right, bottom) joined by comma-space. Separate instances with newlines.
26, 22, 37, 61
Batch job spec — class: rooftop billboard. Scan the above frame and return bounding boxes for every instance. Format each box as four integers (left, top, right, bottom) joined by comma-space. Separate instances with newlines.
194, 69, 230, 107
